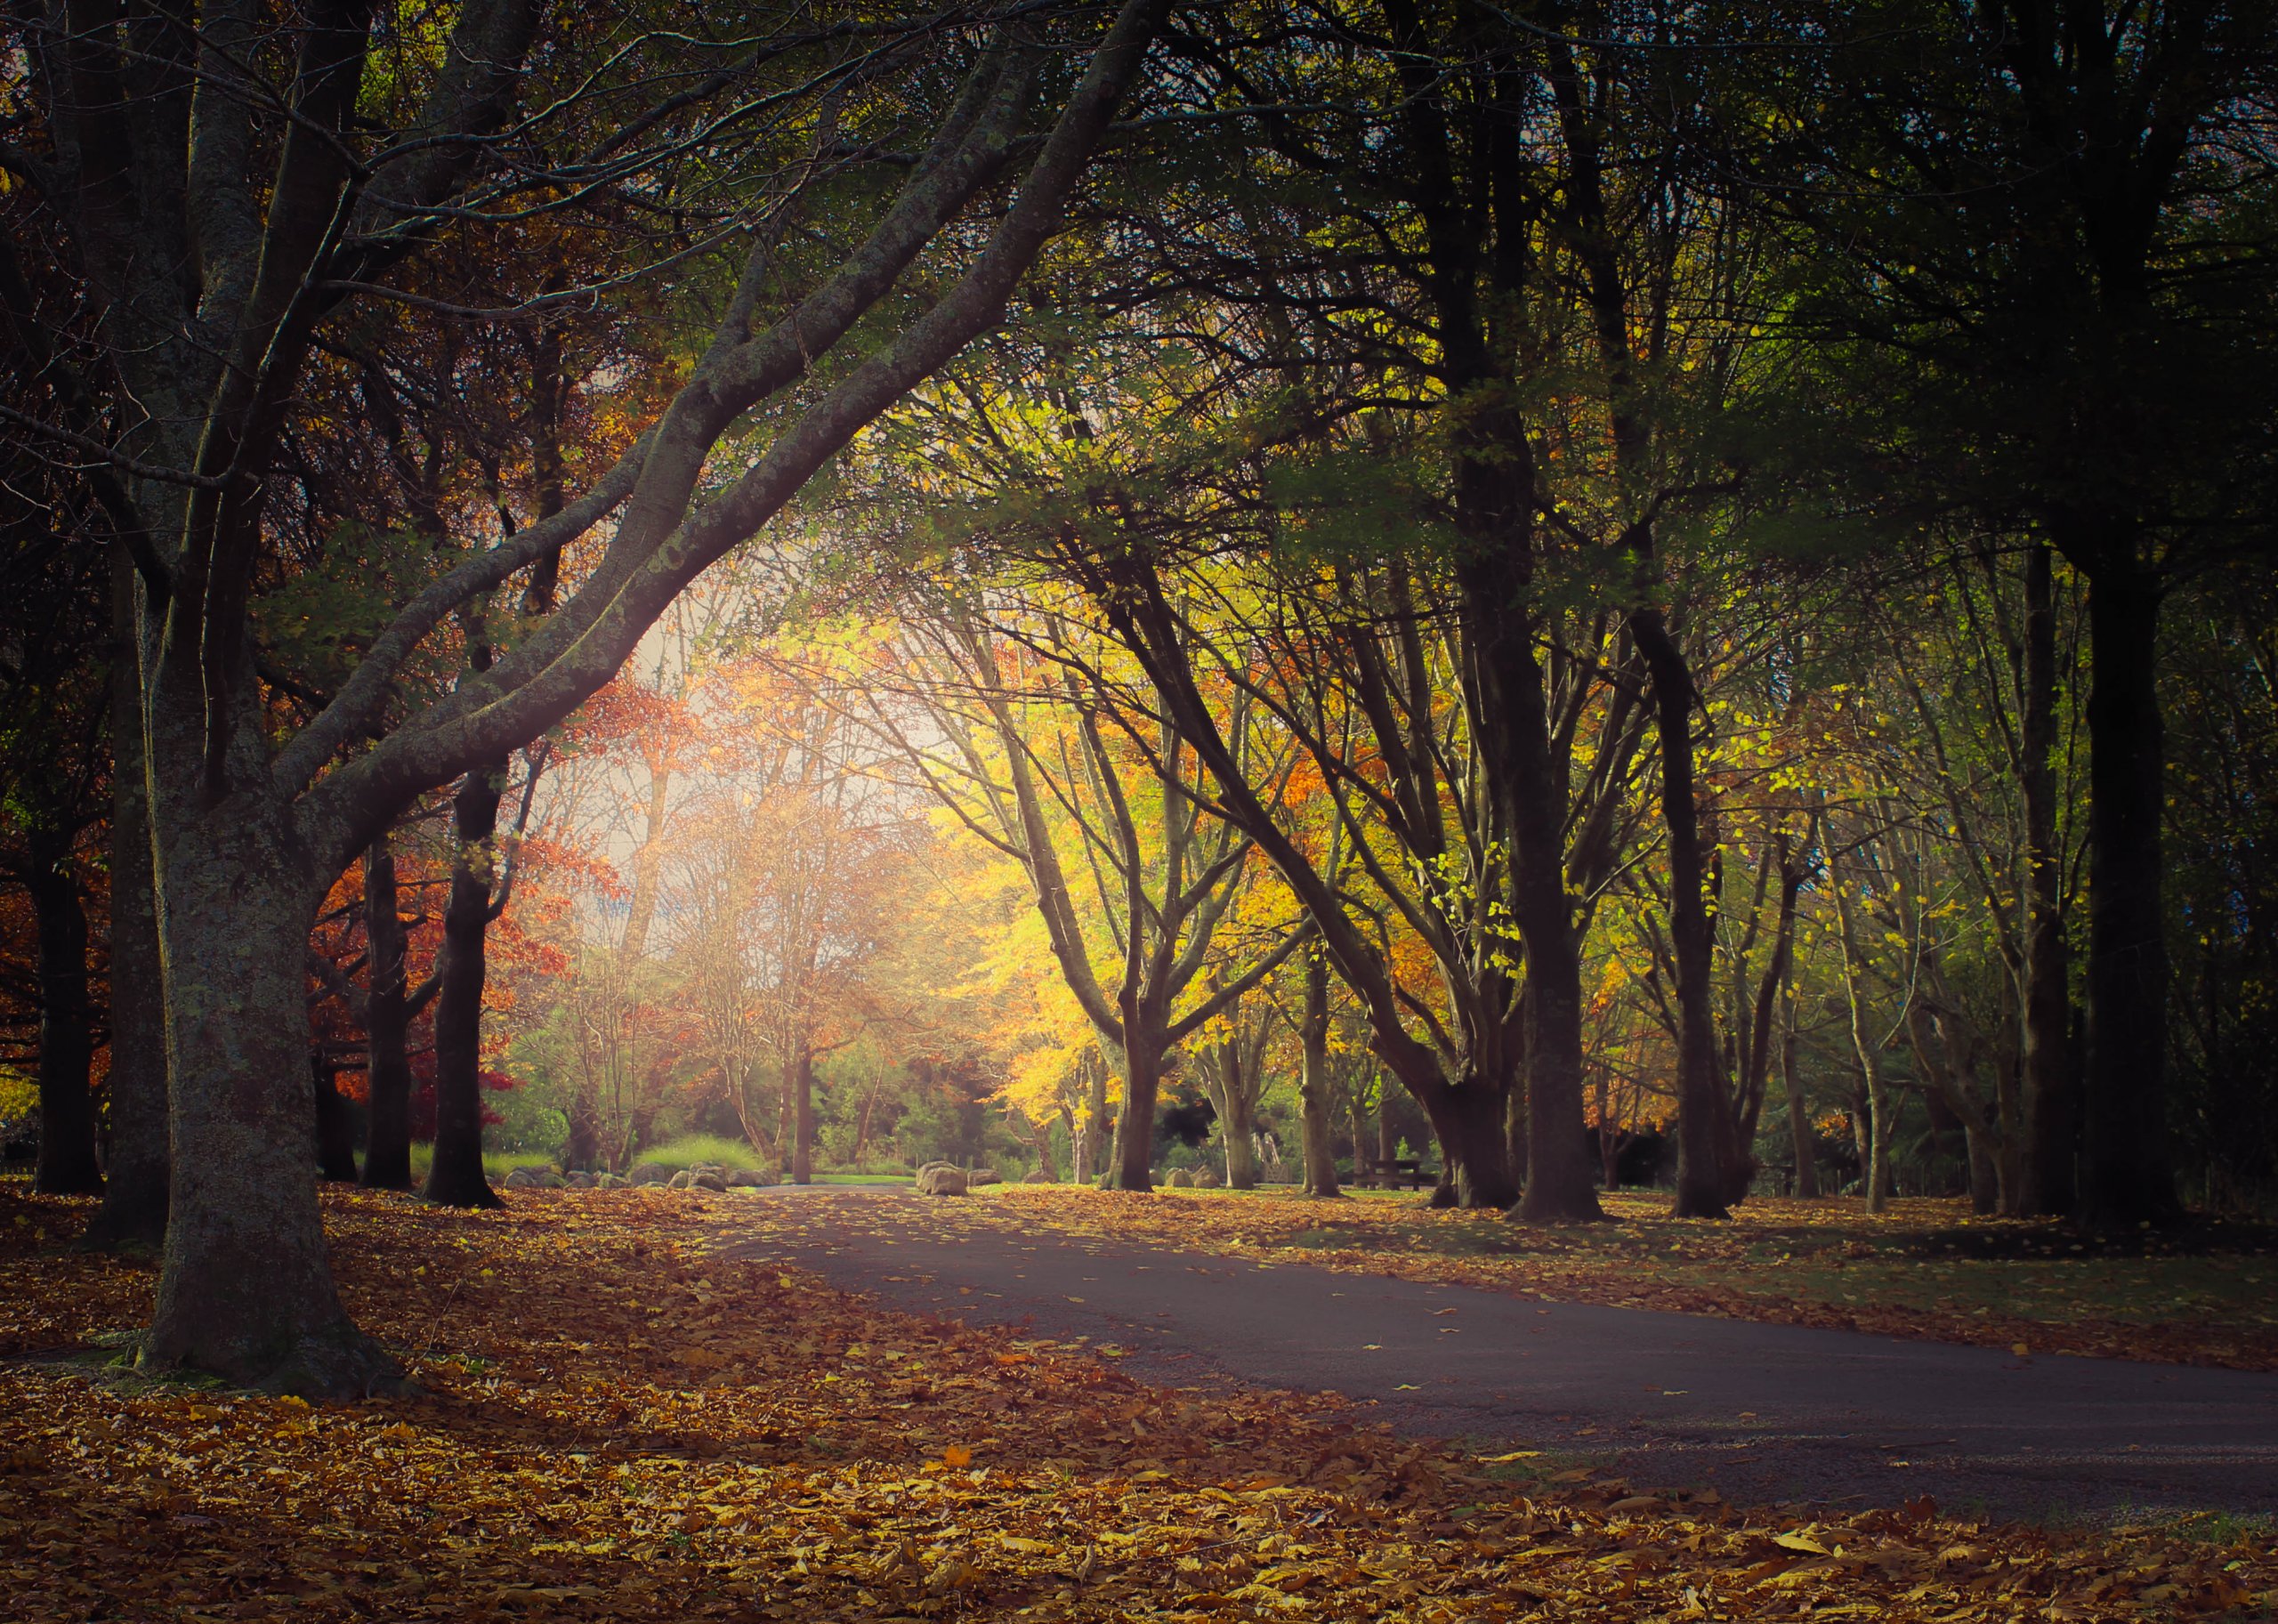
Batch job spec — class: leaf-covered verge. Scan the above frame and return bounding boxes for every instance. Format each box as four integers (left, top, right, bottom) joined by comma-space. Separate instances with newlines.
841, 1186, 2278, 1373
1, 1180, 2270, 1622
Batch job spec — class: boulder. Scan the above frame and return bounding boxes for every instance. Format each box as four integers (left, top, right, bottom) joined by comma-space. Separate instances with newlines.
627, 1162, 674, 1186
690, 1171, 728, 1193
689, 1161, 729, 1178
502, 1167, 538, 1189
916, 1165, 968, 1197
595, 1173, 628, 1189
666, 1169, 695, 1190
967, 1168, 1000, 1188
917, 1159, 953, 1177
1191, 1167, 1220, 1189
725, 1168, 772, 1188
565, 1171, 596, 1190
1166, 1168, 1193, 1189
1022, 1169, 1056, 1184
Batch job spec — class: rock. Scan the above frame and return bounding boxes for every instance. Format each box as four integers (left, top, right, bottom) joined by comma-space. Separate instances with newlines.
502, 1167, 537, 1188
967, 1168, 1000, 1187
1022, 1169, 1055, 1184
532, 1168, 567, 1189
690, 1171, 727, 1192
689, 1161, 729, 1178
1166, 1168, 1193, 1188
627, 1163, 673, 1186
916, 1165, 968, 1197
1191, 1167, 1220, 1189
725, 1168, 771, 1188
917, 1159, 953, 1177
666, 1169, 695, 1190
595, 1173, 628, 1189
564, 1171, 596, 1189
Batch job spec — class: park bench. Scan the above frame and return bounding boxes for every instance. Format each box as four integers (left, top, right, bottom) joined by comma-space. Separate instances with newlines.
1364, 1157, 1435, 1190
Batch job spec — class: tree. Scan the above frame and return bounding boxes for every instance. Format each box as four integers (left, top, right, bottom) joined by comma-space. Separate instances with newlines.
4, 0, 1169, 1390
860, 595, 1304, 1190
1761, 0, 2278, 1224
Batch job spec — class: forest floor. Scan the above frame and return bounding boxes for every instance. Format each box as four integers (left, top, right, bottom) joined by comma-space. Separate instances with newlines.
2, 1179, 2273, 1623
940, 1185, 2278, 1372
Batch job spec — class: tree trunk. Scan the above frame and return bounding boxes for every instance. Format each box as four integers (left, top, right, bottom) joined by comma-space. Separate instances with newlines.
140, 715, 394, 1393
2078, 558, 2178, 1227
562, 1084, 602, 1173
28, 842, 102, 1196
87, 548, 168, 1246
1910, 1004, 1999, 1216
1458, 557, 1601, 1223
424, 764, 504, 1210
359, 836, 416, 1190
311, 1056, 359, 1183
1633, 609, 1732, 1220
1784, 1008, 1818, 1198
853, 1087, 879, 1170
1297, 957, 1341, 1198
1834, 878, 1892, 1213
1515, 951, 1597, 1220
791, 1046, 814, 1185
1963, 1120, 1999, 1215
1070, 1050, 1106, 1184
1991, 985, 2025, 1215
1106, 1028, 1161, 1192
1220, 1057, 1258, 1190
2017, 539, 2077, 1216
1402, 1067, 1515, 1209
1727, 844, 1802, 1208
1505, 1074, 1530, 1197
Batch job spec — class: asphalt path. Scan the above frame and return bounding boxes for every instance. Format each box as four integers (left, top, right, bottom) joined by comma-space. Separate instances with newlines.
720, 1187, 2278, 1523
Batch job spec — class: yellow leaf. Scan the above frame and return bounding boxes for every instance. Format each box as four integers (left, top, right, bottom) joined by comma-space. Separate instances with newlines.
1773, 1532, 1830, 1555
941, 1443, 973, 1468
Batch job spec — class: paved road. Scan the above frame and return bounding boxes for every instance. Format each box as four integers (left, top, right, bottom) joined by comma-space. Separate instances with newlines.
721, 1189, 2278, 1522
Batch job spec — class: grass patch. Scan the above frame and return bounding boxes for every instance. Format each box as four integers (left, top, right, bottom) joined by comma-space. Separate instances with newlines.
406, 1145, 558, 1185
636, 1134, 762, 1171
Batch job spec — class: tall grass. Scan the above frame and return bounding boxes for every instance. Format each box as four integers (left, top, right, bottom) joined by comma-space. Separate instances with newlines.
639, 1133, 762, 1171
407, 1144, 559, 1184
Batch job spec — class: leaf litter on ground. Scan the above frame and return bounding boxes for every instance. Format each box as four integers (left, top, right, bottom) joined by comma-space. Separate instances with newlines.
0, 1179, 2270, 1622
